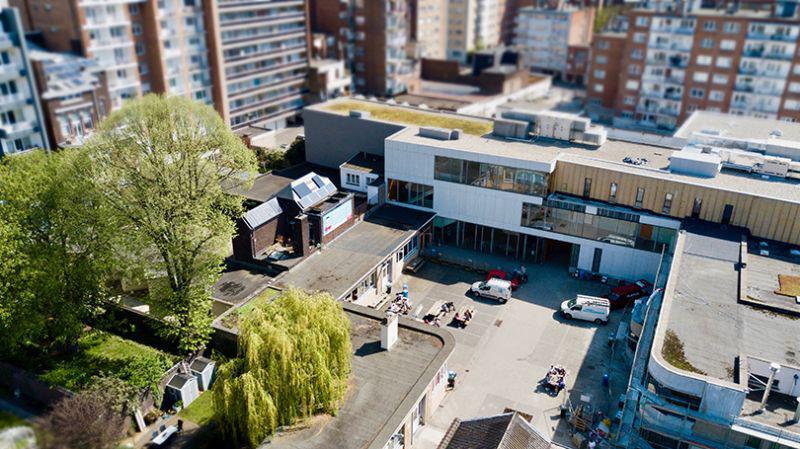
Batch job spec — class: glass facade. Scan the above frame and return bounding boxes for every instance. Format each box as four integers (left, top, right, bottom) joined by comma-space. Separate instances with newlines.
521, 200, 676, 253
388, 179, 434, 208
433, 217, 544, 262
433, 156, 549, 196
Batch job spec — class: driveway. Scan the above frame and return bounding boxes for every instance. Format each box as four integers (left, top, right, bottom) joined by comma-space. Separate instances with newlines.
396, 259, 630, 448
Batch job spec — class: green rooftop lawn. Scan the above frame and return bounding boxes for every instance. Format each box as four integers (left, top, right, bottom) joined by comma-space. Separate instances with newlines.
179, 389, 215, 426
220, 287, 280, 331
39, 330, 178, 392
323, 100, 493, 136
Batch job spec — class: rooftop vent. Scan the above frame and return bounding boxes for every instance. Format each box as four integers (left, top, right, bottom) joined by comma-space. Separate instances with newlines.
349, 110, 370, 118
770, 129, 783, 138
420, 127, 460, 141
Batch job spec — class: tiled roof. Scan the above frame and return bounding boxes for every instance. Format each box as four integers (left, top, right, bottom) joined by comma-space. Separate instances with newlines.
437, 413, 551, 449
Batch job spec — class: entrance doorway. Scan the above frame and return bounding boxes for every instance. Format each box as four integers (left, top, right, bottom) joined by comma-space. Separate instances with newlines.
542, 239, 574, 267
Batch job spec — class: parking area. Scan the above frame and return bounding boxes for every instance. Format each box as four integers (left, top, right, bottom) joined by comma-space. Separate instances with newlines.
397, 258, 631, 448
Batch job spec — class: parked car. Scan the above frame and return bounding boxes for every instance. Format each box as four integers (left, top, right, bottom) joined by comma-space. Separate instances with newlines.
560, 295, 610, 324
605, 279, 653, 310
471, 278, 512, 303
485, 269, 522, 290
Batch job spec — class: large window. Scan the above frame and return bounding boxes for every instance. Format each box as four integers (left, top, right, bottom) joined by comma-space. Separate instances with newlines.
434, 156, 548, 196
388, 179, 434, 209
520, 202, 676, 254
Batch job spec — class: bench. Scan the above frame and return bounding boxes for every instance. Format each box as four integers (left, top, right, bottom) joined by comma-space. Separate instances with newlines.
404, 257, 426, 273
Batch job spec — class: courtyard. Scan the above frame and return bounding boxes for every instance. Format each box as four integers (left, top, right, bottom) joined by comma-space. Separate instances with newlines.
396, 256, 632, 448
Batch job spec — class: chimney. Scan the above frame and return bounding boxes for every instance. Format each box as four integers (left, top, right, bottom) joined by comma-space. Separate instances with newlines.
759, 362, 781, 411
381, 314, 399, 351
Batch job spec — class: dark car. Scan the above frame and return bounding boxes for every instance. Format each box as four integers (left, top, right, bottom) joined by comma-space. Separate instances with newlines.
605, 279, 652, 310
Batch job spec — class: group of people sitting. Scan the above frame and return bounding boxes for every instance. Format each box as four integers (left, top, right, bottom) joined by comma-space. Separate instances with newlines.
544, 365, 567, 394
423, 301, 455, 327
387, 293, 412, 315
453, 308, 474, 328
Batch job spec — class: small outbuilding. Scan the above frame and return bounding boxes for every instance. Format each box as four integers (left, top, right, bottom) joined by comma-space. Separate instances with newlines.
189, 357, 216, 391
164, 373, 199, 408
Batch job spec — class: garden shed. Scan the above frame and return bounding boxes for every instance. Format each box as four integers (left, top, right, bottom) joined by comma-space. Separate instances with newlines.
164, 373, 199, 408
189, 357, 215, 391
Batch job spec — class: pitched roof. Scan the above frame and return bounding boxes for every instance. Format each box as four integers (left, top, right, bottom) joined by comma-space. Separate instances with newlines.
242, 198, 283, 230
437, 413, 551, 449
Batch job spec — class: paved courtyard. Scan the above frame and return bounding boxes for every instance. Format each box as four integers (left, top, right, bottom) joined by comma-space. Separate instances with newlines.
394, 257, 631, 448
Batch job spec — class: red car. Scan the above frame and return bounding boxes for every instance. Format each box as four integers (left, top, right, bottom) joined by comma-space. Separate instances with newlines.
605, 279, 652, 310
486, 270, 521, 290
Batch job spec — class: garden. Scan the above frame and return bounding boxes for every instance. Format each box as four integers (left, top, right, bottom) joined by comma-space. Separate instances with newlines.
20, 330, 177, 396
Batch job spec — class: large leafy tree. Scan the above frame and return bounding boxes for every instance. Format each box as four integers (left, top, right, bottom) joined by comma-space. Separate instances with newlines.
87, 95, 256, 353
0, 149, 114, 355
214, 289, 352, 448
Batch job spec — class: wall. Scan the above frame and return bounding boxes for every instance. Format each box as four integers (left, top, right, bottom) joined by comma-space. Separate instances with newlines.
552, 160, 800, 245
302, 108, 405, 168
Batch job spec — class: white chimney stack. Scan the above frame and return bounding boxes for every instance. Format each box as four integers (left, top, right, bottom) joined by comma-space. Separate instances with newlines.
759, 362, 781, 411
381, 314, 399, 351
793, 397, 800, 423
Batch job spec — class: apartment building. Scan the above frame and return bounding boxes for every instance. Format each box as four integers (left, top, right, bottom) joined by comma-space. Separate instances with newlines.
0, 6, 47, 156
312, 0, 416, 96
214, 0, 309, 129
514, 6, 595, 81
586, 4, 800, 130
409, 0, 447, 60
28, 44, 109, 148
12, 0, 216, 114
446, 0, 503, 62
585, 32, 628, 122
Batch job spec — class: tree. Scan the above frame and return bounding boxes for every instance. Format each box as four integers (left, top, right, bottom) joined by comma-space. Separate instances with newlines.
86, 95, 256, 353
0, 149, 114, 355
213, 289, 352, 448
36, 391, 127, 449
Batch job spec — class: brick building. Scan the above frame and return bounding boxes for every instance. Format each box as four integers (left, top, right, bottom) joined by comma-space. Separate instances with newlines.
586, 4, 800, 130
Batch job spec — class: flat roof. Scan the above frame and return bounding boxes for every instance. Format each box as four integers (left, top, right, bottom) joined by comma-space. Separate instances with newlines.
275, 205, 435, 299
388, 126, 800, 204
309, 98, 493, 136
263, 304, 454, 449
227, 164, 341, 204
675, 111, 800, 143
211, 266, 275, 306
660, 222, 800, 430
341, 152, 385, 175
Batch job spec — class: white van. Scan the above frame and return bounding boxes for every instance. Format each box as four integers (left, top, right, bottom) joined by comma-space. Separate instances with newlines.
560, 295, 610, 324
471, 278, 512, 303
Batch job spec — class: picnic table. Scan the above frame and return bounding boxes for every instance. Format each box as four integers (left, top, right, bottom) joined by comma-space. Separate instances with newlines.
150, 425, 178, 446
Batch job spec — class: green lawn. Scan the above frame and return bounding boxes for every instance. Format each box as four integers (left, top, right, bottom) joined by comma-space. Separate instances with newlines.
323, 100, 493, 136
220, 287, 280, 330
0, 411, 25, 430
39, 330, 177, 392
179, 390, 215, 426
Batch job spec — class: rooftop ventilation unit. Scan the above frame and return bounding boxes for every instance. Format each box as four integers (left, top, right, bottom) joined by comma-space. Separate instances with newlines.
349, 110, 370, 118
494, 110, 607, 146
420, 127, 460, 141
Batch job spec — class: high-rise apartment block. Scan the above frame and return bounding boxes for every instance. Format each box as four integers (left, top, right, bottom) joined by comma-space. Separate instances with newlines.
12, 0, 216, 114
309, 0, 416, 96
586, 3, 800, 130
446, 0, 503, 61
0, 6, 47, 156
213, 0, 309, 129
513, 6, 594, 82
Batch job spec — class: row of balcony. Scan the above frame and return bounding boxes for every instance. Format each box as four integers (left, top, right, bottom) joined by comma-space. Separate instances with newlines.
746, 31, 798, 43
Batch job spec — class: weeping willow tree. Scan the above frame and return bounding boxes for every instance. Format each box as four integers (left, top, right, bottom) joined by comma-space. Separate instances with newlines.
213, 288, 352, 448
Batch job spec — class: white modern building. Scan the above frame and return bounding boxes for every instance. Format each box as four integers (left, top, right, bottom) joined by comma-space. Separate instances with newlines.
382, 119, 678, 283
